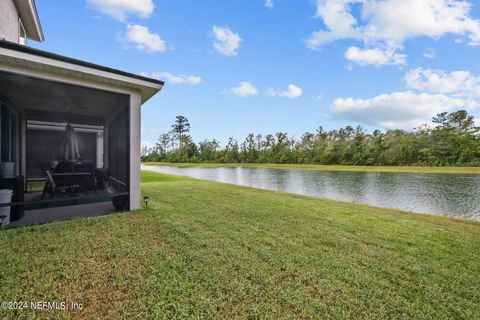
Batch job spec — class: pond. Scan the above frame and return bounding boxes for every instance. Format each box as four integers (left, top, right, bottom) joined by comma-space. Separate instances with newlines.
142, 165, 480, 220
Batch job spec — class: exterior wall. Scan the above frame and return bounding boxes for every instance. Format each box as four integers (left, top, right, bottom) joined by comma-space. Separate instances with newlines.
0, 0, 20, 44
129, 93, 142, 210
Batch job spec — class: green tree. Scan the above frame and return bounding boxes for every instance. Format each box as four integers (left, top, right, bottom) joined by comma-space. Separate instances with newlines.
171, 116, 191, 149
157, 132, 172, 157
223, 137, 239, 163
143, 110, 480, 167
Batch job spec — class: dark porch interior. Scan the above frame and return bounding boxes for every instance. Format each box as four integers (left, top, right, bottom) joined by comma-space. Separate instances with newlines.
0, 70, 131, 227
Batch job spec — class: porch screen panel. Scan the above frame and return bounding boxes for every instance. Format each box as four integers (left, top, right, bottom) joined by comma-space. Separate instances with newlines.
108, 107, 129, 193
0, 102, 17, 164
26, 129, 98, 179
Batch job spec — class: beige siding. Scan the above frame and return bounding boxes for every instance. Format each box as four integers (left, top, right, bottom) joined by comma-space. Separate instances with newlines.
0, 0, 20, 44
129, 93, 142, 210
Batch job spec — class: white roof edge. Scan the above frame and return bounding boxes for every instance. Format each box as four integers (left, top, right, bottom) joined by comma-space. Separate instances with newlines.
27, 0, 44, 42
14, 0, 44, 42
0, 47, 164, 102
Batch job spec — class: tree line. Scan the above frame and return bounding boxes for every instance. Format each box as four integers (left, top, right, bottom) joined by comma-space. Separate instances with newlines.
142, 111, 480, 166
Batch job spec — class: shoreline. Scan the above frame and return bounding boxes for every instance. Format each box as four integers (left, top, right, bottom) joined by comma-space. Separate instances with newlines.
142, 162, 480, 175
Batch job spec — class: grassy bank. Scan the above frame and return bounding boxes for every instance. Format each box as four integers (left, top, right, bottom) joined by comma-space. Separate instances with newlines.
1, 172, 479, 319
142, 162, 480, 174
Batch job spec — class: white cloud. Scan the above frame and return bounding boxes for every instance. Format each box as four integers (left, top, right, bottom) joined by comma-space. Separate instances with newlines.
141, 141, 155, 149
331, 91, 468, 129
307, 0, 480, 65
345, 46, 406, 66
475, 118, 480, 128
145, 72, 202, 85
87, 0, 154, 21
212, 26, 242, 56
332, 67, 480, 129
269, 84, 304, 99
141, 126, 156, 134
124, 24, 166, 53
265, 0, 274, 9
405, 68, 480, 99
307, 0, 360, 49
229, 81, 258, 97
423, 48, 436, 59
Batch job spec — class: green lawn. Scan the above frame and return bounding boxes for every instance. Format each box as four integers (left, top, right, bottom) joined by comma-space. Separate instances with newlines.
142, 162, 480, 174
1, 171, 479, 319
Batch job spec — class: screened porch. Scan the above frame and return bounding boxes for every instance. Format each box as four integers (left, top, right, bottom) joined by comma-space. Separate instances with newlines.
0, 70, 131, 227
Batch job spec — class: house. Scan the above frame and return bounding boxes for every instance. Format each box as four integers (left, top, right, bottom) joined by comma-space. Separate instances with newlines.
0, 0, 164, 226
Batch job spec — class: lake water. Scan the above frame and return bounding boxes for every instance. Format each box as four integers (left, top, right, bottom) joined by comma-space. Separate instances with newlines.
142, 165, 480, 220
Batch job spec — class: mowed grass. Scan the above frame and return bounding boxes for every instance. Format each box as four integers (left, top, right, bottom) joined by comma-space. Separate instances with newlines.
143, 161, 480, 174
0, 171, 479, 319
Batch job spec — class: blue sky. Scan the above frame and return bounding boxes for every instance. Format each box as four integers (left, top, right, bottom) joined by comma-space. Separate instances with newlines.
32, 0, 480, 147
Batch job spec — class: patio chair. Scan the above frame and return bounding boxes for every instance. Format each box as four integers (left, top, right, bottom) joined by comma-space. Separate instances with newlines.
41, 169, 79, 199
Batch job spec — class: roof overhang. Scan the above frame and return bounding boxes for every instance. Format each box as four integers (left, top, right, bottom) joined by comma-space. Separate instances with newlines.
0, 40, 164, 103
14, 0, 44, 42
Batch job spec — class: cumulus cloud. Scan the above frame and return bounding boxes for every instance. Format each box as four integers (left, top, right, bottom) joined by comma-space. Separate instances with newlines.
87, 0, 154, 21
405, 68, 480, 100
212, 26, 242, 56
124, 24, 166, 53
145, 72, 202, 85
229, 81, 258, 97
269, 84, 304, 99
265, 0, 274, 9
332, 67, 480, 129
345, 46, 406, 66
307, 0, 480, 66
331, 91, 468, 129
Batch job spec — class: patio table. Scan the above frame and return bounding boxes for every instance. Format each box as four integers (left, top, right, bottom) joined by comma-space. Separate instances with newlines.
52, 172, 97, 194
